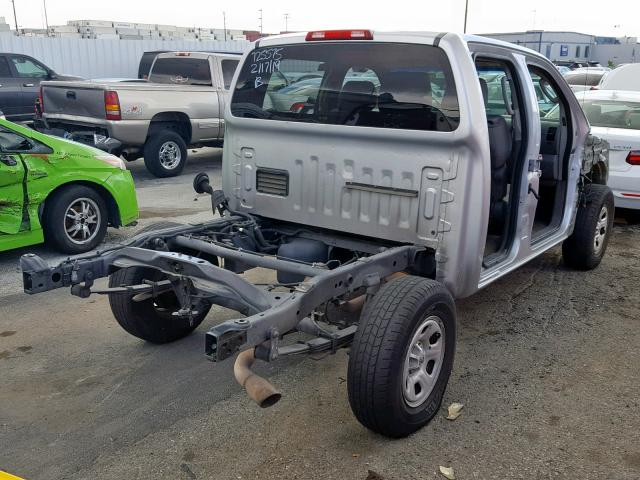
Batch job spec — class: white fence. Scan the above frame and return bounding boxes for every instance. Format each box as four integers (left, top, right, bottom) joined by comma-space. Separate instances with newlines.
0, 34, 251, 79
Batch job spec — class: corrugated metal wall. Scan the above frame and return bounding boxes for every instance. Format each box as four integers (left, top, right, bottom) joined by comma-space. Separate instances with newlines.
0, 34, 251, 79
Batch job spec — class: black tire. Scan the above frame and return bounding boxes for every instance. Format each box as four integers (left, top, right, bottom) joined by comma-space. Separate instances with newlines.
108, 266, 211, 344
43, 184, 108, 254
143, 130, 188, 178
347, 275, 456, 438
562, 184, 614, 270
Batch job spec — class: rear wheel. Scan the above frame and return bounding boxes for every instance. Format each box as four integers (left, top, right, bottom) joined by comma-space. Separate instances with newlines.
347, 276, 456, 438
108, 266, 211, 344
108, 221, 210, 344
43, 185, 108, 254
562, 184, 614, 270
143, 130, 187, 178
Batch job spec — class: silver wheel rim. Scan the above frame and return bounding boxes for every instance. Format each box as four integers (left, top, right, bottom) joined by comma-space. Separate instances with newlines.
159, 141, 182, 170
402, 315, 445, 408
64, 197, 101, 245
593, 205, 609, 255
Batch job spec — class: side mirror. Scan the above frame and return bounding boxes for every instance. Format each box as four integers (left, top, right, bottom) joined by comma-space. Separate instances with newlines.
193, 172, 213, 194
48, 72, 58, 80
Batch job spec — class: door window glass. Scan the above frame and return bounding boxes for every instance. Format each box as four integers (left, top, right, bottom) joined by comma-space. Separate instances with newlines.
221, 59, 239, 89
0, 57, 12, 77
11, 57, 48, 78
529, 71, 560, 117
476, 65, 513, 117
0, 126, 50, 153
0, 127, 32, 151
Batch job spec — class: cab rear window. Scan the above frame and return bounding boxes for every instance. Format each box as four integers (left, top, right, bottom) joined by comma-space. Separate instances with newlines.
231, 43, 460, 132
149, 58, 212, 86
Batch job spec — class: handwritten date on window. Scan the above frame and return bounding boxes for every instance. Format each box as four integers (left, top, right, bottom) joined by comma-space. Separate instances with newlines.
249, 48, 284, 76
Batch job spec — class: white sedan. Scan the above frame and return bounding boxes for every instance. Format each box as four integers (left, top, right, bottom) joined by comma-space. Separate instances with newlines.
547, 90, 640, 221
581, 90, 640, 221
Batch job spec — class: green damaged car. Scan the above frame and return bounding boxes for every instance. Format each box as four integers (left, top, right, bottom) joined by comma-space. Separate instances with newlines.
0, 119, 138, 253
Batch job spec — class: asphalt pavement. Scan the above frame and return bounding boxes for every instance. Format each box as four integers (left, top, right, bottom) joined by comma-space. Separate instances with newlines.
1, 148, 639, 479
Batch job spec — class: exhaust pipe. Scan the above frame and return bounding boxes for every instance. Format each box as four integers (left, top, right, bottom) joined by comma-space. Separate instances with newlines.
234, 349, 282, 408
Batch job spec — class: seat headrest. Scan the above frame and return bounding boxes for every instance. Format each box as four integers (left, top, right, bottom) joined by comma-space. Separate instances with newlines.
380, 72, 432, 104
341, 80, 375, 95
478, 78, 489, 107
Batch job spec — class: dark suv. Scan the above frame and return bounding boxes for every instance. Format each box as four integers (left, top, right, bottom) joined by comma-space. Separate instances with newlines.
0, 53, 81, 121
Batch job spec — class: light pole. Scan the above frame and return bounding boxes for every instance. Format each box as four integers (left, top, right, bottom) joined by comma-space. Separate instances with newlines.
11, 0, 18, 35
258, 9, 263, 34
463, 0, 469, 34
284, 13, 290, 33
223, 11, 227, 41
43, 0, 49, 33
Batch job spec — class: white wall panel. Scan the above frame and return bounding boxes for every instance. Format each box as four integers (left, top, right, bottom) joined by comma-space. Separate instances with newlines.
0, 34, 250, 79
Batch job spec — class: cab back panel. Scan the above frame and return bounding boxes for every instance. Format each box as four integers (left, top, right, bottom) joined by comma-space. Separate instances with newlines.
223, 120, 455, 245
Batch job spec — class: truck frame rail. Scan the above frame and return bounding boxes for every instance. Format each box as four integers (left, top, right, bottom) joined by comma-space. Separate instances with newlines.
21, 216, 422, 362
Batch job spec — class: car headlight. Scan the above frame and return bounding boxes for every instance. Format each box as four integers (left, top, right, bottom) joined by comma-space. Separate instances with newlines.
95, 154, 126, 170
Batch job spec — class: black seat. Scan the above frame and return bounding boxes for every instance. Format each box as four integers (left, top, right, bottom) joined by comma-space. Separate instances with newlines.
337, 80, 376, 124
479, 77, 513, 231
377, 72, 436, 130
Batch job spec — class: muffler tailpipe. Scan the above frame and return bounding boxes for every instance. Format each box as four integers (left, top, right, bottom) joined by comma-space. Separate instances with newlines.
234, 349, 282, 408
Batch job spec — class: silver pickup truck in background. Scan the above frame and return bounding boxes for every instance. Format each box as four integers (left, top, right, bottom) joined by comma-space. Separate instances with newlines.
37, 51, 241, 177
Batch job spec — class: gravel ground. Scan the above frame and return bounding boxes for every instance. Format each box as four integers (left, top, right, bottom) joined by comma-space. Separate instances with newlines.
1, 150, 639, 479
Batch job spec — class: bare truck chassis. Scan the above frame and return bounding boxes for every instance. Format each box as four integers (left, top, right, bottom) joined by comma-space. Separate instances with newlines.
21, 175, 422, 401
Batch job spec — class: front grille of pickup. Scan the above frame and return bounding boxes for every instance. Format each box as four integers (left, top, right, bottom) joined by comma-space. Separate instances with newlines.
256, 168, 289, 196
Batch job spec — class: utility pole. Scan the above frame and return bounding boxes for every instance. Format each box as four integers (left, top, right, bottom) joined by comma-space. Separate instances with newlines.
258, 9, 263, 34
532, 9, 537, 30
284, 13, 290, 33
43, 0, 49, 33
463, 0, 469, 34
223, 11, 227, 41
11, 0, 18, 35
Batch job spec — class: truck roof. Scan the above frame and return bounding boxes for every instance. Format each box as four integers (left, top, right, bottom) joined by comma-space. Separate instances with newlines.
253, 30, 546, 60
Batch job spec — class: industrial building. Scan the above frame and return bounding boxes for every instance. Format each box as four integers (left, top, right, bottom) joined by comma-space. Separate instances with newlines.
482, 30, 638, 66
0, 18, 248, 41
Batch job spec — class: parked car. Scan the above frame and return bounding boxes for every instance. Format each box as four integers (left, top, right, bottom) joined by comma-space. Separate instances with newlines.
37, 52, 241, 177
597, 63, 640, 91
564, 68, 608, 95
555, 61, 602, 70
0, 53, 81, 121
0, 118, 138, 253
579, 90, 640, 222
21, 30, 612, 439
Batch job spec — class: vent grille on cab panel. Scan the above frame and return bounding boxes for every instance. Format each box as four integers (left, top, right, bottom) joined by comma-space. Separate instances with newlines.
256, 168, 289, 196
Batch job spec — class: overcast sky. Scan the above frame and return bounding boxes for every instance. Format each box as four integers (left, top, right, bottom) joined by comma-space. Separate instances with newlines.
1, 0, 636, 38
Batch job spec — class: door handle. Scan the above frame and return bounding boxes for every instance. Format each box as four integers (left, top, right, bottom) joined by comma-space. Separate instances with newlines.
23, 83, 35, 87
0, 155, 18, 166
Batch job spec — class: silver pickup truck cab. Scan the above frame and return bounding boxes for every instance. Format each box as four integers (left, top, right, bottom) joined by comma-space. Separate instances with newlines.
38, 52, 241, 177
21, 30, 612, 438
